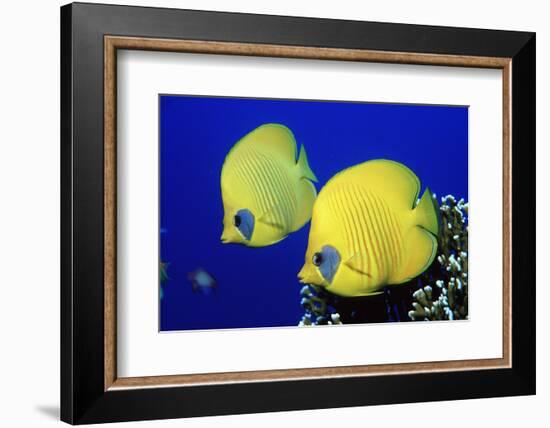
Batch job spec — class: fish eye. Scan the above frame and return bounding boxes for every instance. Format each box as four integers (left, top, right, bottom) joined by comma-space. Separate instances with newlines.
233, 209, 255, 241
312, 252, 323, 266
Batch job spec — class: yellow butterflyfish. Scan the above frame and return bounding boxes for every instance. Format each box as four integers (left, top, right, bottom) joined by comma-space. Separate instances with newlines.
220, 123, 318, 247
298, 159, 440, 297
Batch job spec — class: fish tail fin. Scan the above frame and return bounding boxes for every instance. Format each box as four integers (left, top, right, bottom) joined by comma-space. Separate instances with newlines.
292, 179, 317, 232
391, 189, 439, 284
297, 145, 318, 183
392, 226, 438, 284
294, 144, 318, 229
414, 187, 440, 236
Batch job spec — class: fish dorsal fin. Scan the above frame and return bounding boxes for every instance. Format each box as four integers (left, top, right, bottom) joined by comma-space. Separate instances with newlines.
332, 159, 421, 212
344, 253, 371, 276
233, 123, 298, 162
258, 203, 286, 230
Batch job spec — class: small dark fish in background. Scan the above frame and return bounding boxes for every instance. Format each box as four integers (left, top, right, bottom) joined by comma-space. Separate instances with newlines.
160, 262, 169, 283
187, 268, 218, 295
160, 261, 169, 300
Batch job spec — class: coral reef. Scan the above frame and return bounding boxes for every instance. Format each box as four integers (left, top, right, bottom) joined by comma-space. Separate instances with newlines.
408, 194, 468, 321
298, 194, 468, 325
299, 284, 342, 326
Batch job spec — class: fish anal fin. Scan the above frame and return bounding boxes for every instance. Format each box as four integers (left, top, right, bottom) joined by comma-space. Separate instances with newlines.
344, 253, 371, 277
392, 226, 437, 284
358, 290, 384, 297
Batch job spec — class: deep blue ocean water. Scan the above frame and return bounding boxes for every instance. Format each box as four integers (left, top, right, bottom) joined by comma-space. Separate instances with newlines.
159, 95, 468, 331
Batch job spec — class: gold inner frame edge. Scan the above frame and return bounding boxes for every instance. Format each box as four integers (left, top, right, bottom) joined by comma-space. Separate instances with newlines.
104, 36, 512, 391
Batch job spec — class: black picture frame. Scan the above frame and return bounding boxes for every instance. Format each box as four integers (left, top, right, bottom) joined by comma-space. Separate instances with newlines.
61, 2, 535, 424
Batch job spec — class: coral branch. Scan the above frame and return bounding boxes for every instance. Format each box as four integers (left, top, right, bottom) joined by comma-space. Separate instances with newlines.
408, 195, 468, 321
299, 285, 342, 326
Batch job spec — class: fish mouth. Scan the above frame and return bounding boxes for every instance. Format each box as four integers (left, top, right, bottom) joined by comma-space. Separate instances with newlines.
297, 267, 306, 283
220, 231, 231, 243
297, 268, 318, 285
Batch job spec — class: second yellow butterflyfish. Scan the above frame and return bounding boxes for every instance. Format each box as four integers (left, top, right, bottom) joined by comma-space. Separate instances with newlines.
220, 123, 318, 247
298, 159, 440, 297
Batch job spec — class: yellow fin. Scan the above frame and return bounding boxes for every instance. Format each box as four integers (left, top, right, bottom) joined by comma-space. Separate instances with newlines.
258, 203, 286, 230
392, 226, 437, 284
414, 187, 440, 236
343, 253, 371, 276
362, 291, 384, 297
331, 159, 420, 212
291, 179, 317, 231
297, 145, 318, 182
234, 123, 297, 162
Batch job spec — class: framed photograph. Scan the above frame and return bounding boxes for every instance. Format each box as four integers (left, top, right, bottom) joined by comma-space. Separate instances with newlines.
61, 2, 535, 424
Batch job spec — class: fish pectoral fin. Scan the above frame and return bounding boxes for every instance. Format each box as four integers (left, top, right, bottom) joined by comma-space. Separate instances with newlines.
343, 253, 371, 277
258, 204, 286, 230
258, 219, 285, 230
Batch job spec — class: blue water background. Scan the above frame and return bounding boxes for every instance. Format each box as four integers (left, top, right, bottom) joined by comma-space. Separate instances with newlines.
160, 95, 468, 331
